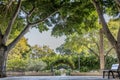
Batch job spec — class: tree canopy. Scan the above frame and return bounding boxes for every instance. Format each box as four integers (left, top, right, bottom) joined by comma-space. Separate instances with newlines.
0, 0, 120, 77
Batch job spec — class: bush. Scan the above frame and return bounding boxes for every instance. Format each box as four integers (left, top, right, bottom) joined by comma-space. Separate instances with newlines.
72, 55, 117, 72
105, 56, 118, 69
80, 66, 89, 72
72, 55, 99, 72
54, 70, 61, 75
27, 59, 47, 72
7, 58, 27, 71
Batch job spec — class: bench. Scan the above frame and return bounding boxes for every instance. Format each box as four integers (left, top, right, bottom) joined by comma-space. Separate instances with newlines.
103, 64, 120, 79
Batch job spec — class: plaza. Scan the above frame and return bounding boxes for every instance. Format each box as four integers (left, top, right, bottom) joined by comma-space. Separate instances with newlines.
0, 76, 114, 80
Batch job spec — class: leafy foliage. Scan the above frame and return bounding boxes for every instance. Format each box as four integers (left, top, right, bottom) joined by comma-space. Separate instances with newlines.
7, 58, 27, 71
108, 19, 120, 39
100, 0, 119, 16
27, 59, 47, 72
1, 0, 120, 75
51, 1, 99, 36
29, 45, 55, 59
8, 37, 30, 59
105, 56, 118, 69
51, 55, 75, 69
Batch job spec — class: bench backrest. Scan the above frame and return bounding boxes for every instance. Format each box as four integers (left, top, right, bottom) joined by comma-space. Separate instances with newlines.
111, 64, 119, 70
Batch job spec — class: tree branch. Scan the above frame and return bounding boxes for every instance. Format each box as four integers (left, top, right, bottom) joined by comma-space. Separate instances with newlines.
2, 0, 22, 45
95, 42, 100, 52
28, 6, 35, 17
105, 47, 114, 58
7, 5, 59, 52
7, 1, 63, 52
30, 10, 59, 27
7, 24, 31, 52
21, 5, 35, 23
83, 44, 99, 58
114, 0, 120, 7
92, 0, 117, 47
6, 0, 14, 10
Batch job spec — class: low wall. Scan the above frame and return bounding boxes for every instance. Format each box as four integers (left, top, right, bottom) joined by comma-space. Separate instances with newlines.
7, 71, 103, 76
70, 72, 102, 76
7, 71, 53, 76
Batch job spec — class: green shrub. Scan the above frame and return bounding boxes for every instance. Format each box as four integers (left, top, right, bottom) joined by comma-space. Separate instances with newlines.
27, 59, 47, 72
72, 55, 117, 72
7, 58, 27, 71
54, 70, 61, 75
105, 56, 118, 69
80, 66, 89, 72
72, 55, 99, 72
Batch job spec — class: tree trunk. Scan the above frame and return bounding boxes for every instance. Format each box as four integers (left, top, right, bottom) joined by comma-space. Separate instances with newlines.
0, 47, 7, 77
99, 29, 105, 70
78, 54, 80, 71
115, 44, 120, 68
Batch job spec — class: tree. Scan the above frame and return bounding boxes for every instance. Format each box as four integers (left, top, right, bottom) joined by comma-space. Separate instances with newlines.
0, 0, 119, 77
51, 0, 120, 70
0, 0, 68, 77
56, 44, 73, 55
29, 45, 55, 59
91, 0, 120, 68
57, 30, 116, 70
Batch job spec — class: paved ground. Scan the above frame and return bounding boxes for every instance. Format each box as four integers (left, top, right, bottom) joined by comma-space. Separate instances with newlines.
0, 76, 116, 80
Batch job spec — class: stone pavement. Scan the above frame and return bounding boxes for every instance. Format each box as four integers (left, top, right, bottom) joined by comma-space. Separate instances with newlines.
0, 76, 115, 80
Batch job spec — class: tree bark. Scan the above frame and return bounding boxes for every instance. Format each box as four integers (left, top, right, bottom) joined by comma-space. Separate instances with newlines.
99, 28, 105, 70
0, 47, 7, 77
114, 0, 120, 7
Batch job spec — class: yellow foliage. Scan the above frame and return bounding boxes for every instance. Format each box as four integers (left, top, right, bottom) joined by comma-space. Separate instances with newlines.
8, 37, 30, 59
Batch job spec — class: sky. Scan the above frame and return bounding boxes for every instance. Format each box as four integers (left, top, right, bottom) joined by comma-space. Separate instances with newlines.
24, 28, 66, 50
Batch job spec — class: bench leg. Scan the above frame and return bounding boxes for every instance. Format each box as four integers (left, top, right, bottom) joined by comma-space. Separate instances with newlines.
117, 71, 120, 79
111, 71, 115, 78
103, 71, 105, 78
108, 71, 110, 79
103, 71, 115, 79
108, 71, 115, 79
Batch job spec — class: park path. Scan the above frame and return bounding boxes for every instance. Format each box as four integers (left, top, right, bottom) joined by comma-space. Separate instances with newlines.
0, 76, 115, 80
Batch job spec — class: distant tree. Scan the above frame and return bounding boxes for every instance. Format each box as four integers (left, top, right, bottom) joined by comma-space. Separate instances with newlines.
58, 31, 116, 69
56, 44, 72, 55
29, 45, 55, 59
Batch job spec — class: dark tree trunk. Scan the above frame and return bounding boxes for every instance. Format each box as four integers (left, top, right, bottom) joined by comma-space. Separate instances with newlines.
0, 47, 7, 77
115, 44, 120, 67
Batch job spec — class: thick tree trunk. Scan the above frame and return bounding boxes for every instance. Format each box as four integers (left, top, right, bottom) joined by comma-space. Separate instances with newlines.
115, 44, 120, 68
0, 47, 7, 77
99, 29, 105, 70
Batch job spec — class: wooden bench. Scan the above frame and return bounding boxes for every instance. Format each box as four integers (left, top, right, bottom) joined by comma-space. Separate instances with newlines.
103, 64, 120, 79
